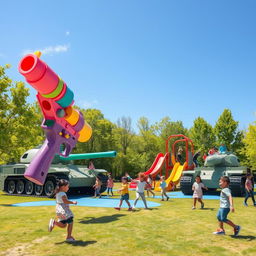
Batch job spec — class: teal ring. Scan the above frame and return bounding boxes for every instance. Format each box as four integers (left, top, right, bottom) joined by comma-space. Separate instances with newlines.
56, 87, 74, 108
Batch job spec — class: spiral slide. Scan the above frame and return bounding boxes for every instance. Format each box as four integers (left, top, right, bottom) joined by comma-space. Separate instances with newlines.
129, 153, 168, 189
154, 162, 185, 192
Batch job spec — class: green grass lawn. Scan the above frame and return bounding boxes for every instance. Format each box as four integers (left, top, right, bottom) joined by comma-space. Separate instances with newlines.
1, 188, 256, 256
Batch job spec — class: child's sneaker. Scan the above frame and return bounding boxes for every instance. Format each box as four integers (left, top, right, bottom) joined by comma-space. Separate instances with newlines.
192, 206, 196, 210
244, 202, 248, 206
201, 203, 204, 209
234, 225, 241, 236
48, 218, 54, 232
114, 207, 120, 211
128, 207, 133, 211
66, 237, 76, 242
213, 229, 225, 235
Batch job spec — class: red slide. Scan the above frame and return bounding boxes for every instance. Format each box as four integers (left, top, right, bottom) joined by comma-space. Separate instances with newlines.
129, 153, 167, 189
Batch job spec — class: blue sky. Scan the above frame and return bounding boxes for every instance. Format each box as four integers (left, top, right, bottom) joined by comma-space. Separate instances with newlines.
0, 0, 256, 131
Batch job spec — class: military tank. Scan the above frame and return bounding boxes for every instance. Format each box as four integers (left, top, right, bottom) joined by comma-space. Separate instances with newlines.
0, 147, 116, 197
180, 153, 249, 196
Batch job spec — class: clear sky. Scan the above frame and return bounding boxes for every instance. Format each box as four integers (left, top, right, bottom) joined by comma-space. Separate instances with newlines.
0, 0, 255, 131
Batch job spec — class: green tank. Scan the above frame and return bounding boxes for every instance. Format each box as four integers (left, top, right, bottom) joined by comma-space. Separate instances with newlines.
180, 153, 249, 196
0, 147, 116, 197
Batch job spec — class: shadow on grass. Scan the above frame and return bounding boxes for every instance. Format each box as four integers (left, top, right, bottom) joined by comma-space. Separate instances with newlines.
0, 204, 13, 207
79, 214, 125, 224
230, 235, 256, 241
55, 240, 97, 246
200, 208, 215, 211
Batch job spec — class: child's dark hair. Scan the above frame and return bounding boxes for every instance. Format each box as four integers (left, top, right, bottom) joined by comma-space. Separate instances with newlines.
220, 176, 230, 184
122, 176, 128, 182
195, 175, 202, 182
54, 179, 69, 196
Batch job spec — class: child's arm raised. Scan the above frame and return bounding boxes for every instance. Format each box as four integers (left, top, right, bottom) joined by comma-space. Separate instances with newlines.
62, 195, 77, 205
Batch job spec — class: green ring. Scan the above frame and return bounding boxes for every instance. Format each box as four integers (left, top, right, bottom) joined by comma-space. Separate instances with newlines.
42, 78, 64, 99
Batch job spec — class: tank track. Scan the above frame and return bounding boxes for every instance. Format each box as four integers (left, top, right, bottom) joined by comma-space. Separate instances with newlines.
229, 175, 246, 196
180, 175, 193, 195
4, 174, 69, 198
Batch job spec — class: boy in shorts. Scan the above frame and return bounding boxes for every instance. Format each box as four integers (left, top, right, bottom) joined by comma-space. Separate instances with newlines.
213, 176, 241, 236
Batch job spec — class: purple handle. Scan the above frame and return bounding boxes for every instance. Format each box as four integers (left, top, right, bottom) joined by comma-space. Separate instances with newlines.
24, 122, 77, 185
24, 138, 60, 185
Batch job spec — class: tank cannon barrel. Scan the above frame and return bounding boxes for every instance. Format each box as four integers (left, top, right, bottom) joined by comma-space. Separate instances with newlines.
59, 151, 117, 161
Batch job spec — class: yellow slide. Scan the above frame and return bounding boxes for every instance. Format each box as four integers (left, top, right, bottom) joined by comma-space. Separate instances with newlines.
154, 162, 185, 192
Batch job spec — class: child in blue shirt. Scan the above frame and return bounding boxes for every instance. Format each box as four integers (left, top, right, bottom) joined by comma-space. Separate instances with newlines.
213, 176, 241, 236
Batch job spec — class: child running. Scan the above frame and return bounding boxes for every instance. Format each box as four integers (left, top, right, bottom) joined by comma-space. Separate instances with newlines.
107, 174, 114, 197
192, 175, 208, 209
114, 176, 132, 211
146, 174, 155, 198
48, 179, 77, 242
93, 176, 102, 198
244, 173, 256, 206
132, 173, 148, 209
160, 176, 169, 201
213, 176, 241, 236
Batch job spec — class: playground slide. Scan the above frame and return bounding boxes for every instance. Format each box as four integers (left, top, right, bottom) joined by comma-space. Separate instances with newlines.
154, 162, 185, 192
129, 153, 167, 189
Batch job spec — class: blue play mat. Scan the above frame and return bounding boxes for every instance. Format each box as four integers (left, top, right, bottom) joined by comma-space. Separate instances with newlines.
165, 191, 220, 200
12, 196, 161, 208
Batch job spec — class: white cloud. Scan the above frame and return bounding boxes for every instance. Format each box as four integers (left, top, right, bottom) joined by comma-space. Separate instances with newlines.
65, 31, 70, 36
78, 100, 99, 109
22, 44, 70, 56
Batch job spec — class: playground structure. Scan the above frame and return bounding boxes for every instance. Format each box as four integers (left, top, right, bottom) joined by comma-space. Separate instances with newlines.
130, 134, 194, 191
0, 147, 116, 197
18, 52, 92, 185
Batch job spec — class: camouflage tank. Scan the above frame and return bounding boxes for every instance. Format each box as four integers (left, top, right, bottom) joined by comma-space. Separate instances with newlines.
0, 147, 116, 197
180, 153, 249, 196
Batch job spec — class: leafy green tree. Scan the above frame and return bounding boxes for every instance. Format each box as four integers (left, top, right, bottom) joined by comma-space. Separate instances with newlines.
0, 65, 43, 164
189, 117, 216, 155
214, 109, 244, 156
241, 123, 256, 168
74, 108, 117, 172
153, 117, 188, 154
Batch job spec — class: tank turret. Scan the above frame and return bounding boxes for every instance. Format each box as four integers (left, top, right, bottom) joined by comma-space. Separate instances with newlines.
0, 147, 116, 197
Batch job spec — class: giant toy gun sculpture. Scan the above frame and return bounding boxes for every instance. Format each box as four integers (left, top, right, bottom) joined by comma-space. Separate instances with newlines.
18, 52, 92, 185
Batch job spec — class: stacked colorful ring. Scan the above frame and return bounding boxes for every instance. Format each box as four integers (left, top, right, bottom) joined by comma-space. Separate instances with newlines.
56, 87, 74, 108
42, 78, 64, 98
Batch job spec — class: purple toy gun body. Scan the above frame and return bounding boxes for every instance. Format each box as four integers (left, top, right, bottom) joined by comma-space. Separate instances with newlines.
18, 52, 92, 185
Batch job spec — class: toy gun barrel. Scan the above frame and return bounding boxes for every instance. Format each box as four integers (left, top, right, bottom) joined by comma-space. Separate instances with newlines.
59, 151, 117, 161
18, 53, 92, 185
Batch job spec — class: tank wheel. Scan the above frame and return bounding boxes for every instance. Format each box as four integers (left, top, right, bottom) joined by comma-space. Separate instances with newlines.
44, 178, 56, 197
180, 175, 193, 195
16, 180, 25, 194
35, 184, 44, 196
25, 181, 34, 195
7, 180, 16, 194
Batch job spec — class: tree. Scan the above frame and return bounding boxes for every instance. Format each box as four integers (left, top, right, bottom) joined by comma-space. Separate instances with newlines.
153, 117, 188, 153
189, 117, 216, 155
115, 116, 134, 155
0, 65, 43, 164
74, 108, 117, 172
214, 109, 244, 155
241, 123, 256, 168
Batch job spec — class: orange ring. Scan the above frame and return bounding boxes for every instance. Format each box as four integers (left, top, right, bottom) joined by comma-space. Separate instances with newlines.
78, 122, 92, 142
65, 106, 80, 126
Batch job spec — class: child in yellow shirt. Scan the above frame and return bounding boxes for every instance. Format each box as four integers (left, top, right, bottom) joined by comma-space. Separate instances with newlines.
114, 177, 132, 211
